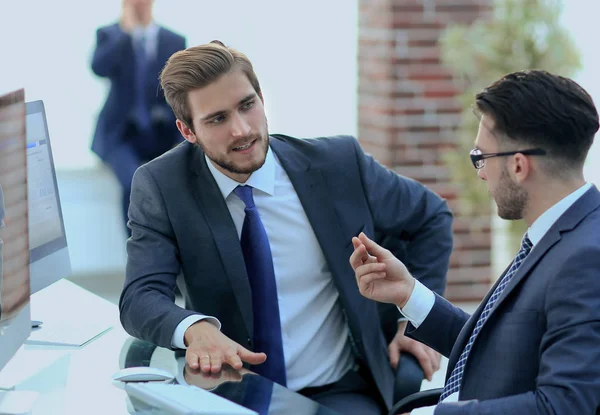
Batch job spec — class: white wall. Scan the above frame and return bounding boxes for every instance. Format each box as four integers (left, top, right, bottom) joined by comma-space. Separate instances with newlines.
0, 0, 359, 171
561, 1, 600, 184
0, 1, 359, 277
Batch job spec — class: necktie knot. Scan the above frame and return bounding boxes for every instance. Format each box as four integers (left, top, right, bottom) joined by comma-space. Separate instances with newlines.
234, 185, 255, 209
520, 233, 533, 255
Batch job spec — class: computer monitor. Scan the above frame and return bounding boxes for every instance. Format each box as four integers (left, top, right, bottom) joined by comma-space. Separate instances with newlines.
0, 88, 31, 371
25, 100, 71, 295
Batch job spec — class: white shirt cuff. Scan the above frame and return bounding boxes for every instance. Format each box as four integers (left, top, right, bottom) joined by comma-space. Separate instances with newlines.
397, 279, 435, 328
171, 315, 222, 349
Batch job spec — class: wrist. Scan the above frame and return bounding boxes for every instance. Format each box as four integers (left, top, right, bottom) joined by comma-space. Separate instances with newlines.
184, 320, 214, 347
397, 277, 416, 309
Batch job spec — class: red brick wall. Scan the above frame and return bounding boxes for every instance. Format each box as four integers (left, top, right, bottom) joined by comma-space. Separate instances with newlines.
358, 0, 493, 302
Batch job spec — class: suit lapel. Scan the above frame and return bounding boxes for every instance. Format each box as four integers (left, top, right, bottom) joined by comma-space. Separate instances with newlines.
146, 28, 168, 99
151, 28, 167, 75
270, 138, 349, 282
189, 147, 254, 338
484, 186, 600, 327
446, 264, 510, 375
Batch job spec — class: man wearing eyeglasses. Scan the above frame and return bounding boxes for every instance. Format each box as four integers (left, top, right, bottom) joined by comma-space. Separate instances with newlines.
351, 69, 600, 414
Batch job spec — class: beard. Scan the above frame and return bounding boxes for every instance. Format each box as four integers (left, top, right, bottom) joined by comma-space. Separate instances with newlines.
199, 131, 270, 176
494, 167, 528, 220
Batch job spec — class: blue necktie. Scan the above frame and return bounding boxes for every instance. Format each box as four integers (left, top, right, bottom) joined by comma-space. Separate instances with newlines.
133, 34, 151, 134
440, 233, 533, 401
234, 185, 287, 387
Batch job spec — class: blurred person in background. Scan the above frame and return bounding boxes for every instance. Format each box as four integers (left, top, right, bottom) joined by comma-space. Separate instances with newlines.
351, 70, 600, 415
119, 41, 454, 414
90, 0, 185, 236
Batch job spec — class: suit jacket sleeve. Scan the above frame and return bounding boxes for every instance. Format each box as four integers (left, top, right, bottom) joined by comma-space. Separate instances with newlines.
408, 294, 470, 357
91, 24, 131, 78
434, 246, 600, 415
119, 165, 198, 348
352, 138, 453, 295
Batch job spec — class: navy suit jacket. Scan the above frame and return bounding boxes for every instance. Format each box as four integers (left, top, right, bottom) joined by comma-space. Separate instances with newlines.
120, 135, 454, 409
410, 186, 600, 414
90, 23, 185, 185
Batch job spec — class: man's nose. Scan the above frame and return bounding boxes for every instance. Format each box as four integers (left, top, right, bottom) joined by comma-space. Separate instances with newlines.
230, 112, 251, 137
478, 167, 487, 181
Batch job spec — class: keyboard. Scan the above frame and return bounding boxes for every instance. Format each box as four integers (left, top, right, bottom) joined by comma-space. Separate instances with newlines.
125, 383, 257, 415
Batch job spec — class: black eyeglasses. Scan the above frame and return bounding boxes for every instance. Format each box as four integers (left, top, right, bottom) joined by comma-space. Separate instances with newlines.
469, 148, 547, 169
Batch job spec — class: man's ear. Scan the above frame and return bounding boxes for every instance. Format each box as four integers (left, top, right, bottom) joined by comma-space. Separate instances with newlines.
176, 119, 197, 144
512, 153, 531, 184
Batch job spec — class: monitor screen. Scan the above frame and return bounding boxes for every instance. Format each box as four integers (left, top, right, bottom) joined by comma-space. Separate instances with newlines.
0, 89, 31, 371
25, 101, 71, 294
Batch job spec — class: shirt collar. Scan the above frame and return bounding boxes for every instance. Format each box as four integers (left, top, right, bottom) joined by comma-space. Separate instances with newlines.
527, 182, 592, 246
204, 144, 276, 199
132, 20, 159, 40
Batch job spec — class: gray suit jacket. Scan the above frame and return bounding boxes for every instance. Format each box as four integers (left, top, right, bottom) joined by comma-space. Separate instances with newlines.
119, 134, 454, 409
410, 186, 600, 414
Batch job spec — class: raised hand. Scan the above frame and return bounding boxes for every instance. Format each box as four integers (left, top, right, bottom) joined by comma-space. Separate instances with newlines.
349, 232, 415, 308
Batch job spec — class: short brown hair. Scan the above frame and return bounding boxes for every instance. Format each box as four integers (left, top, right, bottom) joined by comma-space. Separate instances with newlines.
159, 40, 262, 130
475, 70, 598, 171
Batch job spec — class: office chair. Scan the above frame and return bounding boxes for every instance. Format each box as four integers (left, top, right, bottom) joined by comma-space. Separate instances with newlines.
388, 387, 443, 415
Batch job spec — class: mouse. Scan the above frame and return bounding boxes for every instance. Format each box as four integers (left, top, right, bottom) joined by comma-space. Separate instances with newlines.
112, 366, 174, 383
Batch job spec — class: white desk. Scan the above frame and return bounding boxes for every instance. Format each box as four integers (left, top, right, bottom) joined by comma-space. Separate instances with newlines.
0, 280, 340, 415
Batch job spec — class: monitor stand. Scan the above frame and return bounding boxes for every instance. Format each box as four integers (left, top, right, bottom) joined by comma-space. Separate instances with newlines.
0, 391, 38, 415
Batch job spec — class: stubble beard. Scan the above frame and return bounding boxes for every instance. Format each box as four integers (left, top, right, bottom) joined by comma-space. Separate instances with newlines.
495, 168, 529, 220
199, 132, 270, 176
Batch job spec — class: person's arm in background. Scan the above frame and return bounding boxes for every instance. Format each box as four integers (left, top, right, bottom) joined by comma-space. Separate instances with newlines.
120, 165, 266, 373
90, 2, 139, 78
352, 137, 453, 380
90, 25, 132, 79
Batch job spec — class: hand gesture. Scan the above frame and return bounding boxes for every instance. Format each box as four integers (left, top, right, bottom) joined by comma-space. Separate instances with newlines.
349, 232, 415, 308
184, 321, 267, 373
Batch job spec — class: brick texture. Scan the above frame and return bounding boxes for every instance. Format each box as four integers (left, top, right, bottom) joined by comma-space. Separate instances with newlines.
358, 0, 493, 302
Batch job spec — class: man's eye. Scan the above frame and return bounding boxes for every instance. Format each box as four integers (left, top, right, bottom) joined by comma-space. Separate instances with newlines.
209, 116, 225, 124
241, 101, 254, 110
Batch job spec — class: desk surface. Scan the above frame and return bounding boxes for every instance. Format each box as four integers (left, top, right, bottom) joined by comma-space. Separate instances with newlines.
0, 280, 340, 415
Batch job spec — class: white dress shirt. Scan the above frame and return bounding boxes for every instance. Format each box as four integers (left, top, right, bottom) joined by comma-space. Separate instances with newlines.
130, 21, 159, 61
171, 146, 354, 391
403, 182, 592, 411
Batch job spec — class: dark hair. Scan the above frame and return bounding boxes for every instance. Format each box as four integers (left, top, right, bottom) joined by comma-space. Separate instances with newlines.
160, 40, 261, 130
475, 70, 599, 172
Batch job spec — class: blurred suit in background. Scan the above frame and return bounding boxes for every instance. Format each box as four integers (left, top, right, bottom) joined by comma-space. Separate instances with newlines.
90, 0, 185, 236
